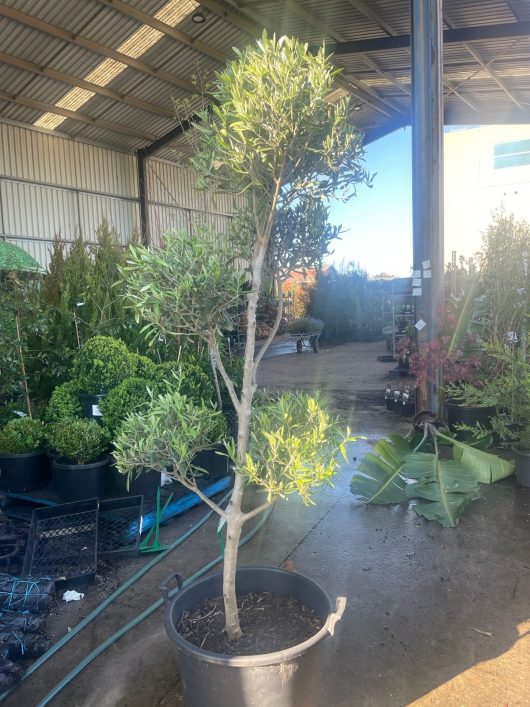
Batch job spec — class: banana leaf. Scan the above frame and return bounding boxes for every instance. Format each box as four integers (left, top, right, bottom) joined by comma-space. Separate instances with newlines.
403, 452, 480, 527
350, 436, 409, 504
437, 431, 514, 483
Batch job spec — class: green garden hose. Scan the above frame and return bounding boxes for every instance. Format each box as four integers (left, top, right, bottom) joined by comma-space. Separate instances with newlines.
0, 489, 234, 703
36, 504, 274, 707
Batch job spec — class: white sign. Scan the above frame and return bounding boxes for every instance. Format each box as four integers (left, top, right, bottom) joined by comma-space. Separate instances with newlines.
415, 319, 426, 331
412, 278, 422, 287
412, 288, 422, 297
92, 404, 102, 417
412, 270, 421, 278
423, 269, 432, 278
422, 259, 431, 269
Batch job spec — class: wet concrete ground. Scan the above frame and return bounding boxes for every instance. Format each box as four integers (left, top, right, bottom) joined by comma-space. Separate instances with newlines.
8, 341, 530, 706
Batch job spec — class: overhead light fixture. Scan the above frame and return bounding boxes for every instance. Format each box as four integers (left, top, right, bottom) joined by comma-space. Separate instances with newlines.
191, 11, 206, 23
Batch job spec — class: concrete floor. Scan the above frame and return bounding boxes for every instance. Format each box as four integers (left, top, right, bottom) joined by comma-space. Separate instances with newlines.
8, 341, 530, 706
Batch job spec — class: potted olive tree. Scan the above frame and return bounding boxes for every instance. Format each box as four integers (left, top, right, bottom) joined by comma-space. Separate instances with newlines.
119, 33, 369, 706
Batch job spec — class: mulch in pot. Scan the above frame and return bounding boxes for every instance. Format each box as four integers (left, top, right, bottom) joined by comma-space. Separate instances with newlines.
177, 591, 324, 655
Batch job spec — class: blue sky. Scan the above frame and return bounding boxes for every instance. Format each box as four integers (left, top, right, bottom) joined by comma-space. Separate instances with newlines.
328, 127, 413, 277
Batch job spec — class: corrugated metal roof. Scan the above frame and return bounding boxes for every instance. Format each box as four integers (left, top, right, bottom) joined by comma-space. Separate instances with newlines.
1, 0, 529, 157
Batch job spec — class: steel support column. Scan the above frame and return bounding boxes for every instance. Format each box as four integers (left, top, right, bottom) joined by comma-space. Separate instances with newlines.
411, 0, 444, 413
137, 151, 149, 245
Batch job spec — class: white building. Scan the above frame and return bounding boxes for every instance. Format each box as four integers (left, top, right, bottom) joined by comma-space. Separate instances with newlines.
444, 125, 530, 262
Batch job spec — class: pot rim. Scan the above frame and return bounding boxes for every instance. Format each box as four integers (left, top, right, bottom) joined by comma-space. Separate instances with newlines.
52, 454, 110, 470
164, 565, 340, 667
0, 448, 46, 459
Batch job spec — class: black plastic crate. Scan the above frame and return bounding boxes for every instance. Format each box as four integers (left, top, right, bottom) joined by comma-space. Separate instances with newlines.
98, 496, 143, 556
22, 498, 98, 590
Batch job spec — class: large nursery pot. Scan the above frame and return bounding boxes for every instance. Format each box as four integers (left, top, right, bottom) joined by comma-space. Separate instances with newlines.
113, 465, 160, 498
510, 448, 530, 488
160, 566, 346, 707
0, 451, 50, 492
52, 455, 110, 502
79, 393, 107, 422
192, 445, 229, 482
446, 401, 495, 432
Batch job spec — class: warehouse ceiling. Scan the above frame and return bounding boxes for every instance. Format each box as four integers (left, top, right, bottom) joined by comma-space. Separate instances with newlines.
0, 0, 530, 161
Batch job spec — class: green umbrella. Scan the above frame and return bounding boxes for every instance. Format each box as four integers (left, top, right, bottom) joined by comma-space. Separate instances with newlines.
0, 241, 44, 272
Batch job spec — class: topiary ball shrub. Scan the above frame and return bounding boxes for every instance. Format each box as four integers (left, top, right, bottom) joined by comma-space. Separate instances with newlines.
100, 377, 152, 439
154, 360, 215, 404
129, 353, 157, 380
48, 419, 109, 465
73, 336, 133, 394
0, 418, 47, 455
45, 382, 83, 424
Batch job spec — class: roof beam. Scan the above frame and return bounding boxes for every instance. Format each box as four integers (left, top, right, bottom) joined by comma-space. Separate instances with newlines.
442, 12, 524, 111
343, 0, 397, 36
0, 90, 156, 141
327, 20, 530, 55
0, 4, 196, 93
0, 51, 175, 119
97, 0, 225, 62
197, 0, 263, 36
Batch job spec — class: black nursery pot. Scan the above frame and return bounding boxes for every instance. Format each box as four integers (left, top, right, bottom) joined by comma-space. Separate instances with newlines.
113, 467, 160, 498
446, 402, 495, 433
400, 401, 416, 417
385, 398, 395, 412
511, 448, 530, 488
53, 455, 110, 502
192, 445, 229, 482
161, 566, 346, 707
0, 450, 50, 492
78, 393, 107, 423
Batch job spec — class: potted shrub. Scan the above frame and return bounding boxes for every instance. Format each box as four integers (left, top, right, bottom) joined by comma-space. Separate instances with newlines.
0, 417, 49, 492
48, 420, 110, 501
119, 33, 370, 706
100, 376, 159, 497
72, 336, 133, 420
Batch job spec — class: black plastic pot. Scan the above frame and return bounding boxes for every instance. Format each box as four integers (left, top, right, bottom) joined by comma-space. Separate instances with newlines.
113, 467, 160, 498
193, 445, 229, 482
78, 393, 107, 422
400, 401, 416, 417
0, 450, 50, 492
511, 448, 530, 487
52, 455, 110, 502
446, 402, 495, 433
385, 398, 395, 412
160, 566, 346, 707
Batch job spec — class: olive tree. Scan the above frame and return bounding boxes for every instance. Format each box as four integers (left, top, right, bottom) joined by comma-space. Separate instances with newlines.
119, 33, 370, 640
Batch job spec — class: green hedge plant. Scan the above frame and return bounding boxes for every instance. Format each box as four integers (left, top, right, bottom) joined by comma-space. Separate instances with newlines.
99, 376, 152, 438
48, 419, 109, 465
0, 418, 47, 455
45, 381, 83, 423
73, 336, 133, 394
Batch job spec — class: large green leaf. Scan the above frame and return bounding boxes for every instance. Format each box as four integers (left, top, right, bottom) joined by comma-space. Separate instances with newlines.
451, 442, 514, 483
437, 432, 514, 483
403, 453, 480, 527
350, 436, 409, 504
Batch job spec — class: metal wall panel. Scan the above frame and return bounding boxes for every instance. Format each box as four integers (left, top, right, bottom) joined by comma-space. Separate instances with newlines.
0, 122, 138, 196
78, 193, 139, 244
1, 179, 77, 240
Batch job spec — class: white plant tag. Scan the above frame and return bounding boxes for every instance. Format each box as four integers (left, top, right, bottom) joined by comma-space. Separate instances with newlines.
92, 404, 102, 417
415, 319, 426, 331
